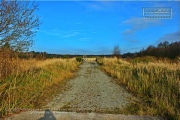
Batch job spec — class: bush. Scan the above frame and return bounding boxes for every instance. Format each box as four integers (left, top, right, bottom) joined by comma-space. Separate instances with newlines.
76, 57, 82, 62
96, 57, 103, 65
63, 54, 69, 59
0, 48, 17, 80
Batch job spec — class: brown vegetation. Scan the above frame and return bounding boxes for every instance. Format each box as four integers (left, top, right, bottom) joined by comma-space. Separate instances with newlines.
0, 54, 80, 117
98, 57, 180, 119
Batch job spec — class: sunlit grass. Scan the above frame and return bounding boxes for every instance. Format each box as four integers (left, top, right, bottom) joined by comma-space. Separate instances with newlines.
0, 58, 80, 117
99, 57, 180, 119
86, 58, 96, 62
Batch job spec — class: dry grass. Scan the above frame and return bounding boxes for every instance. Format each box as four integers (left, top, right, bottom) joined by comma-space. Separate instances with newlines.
99, 57, 180, 119
0, 58, 80, 117
85, 58, 96, 62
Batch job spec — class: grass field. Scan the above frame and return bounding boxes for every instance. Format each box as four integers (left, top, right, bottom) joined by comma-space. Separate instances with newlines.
97, 57, 180, 119
0, 58, 80, 117
1, 56, 179, 119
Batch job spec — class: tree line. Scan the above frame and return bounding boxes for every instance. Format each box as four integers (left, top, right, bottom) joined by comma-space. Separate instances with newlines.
136, 41, 180, 59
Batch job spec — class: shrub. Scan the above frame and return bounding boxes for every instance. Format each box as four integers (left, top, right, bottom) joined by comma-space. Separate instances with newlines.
63, 54, 69, 59
0, 48, 17, 80
96, 57, 103, 65
76, 57, 82, 62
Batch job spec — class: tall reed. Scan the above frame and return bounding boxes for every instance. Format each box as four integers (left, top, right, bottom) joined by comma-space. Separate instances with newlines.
100, 57, 180, 119
0, 58, 80, 117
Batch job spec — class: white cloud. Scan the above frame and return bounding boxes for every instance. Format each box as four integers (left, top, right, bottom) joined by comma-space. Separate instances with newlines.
121, 17, 161, 42
122, 17, 161, 35
39, 29, 62, 36
77, 1, 114, 14
62, 31, 80, 38
79, 38, 91, 41
157, 31, 180, 42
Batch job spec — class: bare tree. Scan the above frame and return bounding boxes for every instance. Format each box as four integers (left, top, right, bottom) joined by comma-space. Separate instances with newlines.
0, 0, 39, 52
112, 45, 121, 57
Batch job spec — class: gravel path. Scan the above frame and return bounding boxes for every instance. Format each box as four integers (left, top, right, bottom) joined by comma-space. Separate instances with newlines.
5, 61, 162, 120
46, 61, 131, 112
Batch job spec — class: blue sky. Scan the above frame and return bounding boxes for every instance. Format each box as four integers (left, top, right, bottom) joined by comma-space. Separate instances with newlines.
31, 1, 180, 55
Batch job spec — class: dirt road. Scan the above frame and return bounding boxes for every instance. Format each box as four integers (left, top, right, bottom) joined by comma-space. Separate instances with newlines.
5, 62, 161, 120
46, 61, 131, 112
